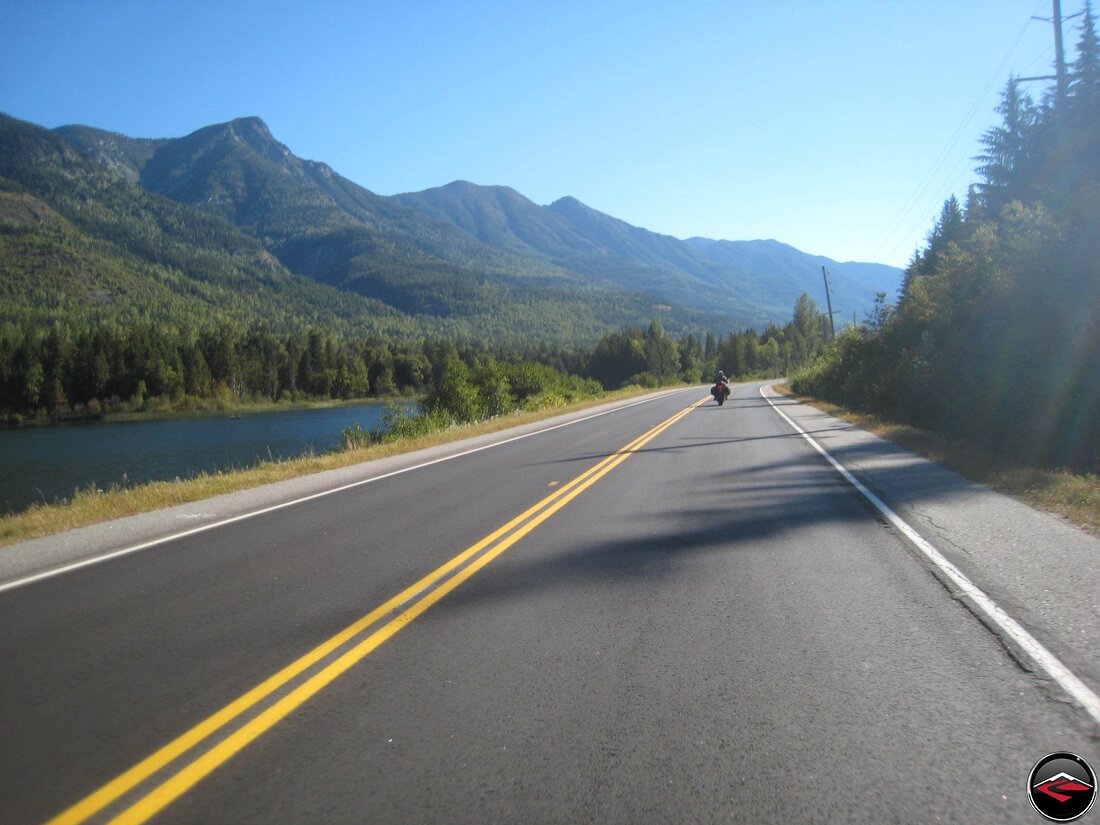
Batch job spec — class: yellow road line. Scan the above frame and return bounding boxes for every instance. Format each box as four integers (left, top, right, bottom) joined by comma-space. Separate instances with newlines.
48, 397, 705, 825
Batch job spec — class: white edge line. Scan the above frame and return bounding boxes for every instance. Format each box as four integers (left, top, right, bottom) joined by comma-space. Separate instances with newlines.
759, 384, 1100, 727
0, 389, 692, 595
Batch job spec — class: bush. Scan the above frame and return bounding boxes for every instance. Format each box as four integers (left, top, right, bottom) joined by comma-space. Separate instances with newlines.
520, 391, 566, 411
338, 355, 606, 453
423, 356, 484, 423
341, 422, 370, 450
626, 372, 661, 388
375, 404, 447, 442
472, 357, 515, 418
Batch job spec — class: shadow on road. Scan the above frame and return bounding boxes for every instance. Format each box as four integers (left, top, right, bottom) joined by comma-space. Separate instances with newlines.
430, 380, 992, 613
437, 446, 964, 612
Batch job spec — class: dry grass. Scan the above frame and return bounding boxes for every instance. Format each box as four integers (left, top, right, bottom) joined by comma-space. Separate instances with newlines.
0, 387, 662, 547
773, 384, 1100, 535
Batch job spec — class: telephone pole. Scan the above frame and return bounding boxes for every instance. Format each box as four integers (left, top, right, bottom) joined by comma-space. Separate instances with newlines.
1054, 0, 1069, 103
1014, 0, 1082, 108
822, 266, 836, 340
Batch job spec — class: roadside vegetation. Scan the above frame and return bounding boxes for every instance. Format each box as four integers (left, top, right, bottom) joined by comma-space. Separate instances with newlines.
0, 385, 664, 546
0, 292, 838, 543
773, 385, 1100, 535
791, 10, 1100, 477
1, 296, 831, 427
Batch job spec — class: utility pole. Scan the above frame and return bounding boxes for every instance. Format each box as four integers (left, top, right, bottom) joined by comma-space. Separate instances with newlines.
1015, 0, 1082, 108
821, 266, 836, 340
1054, 0, 1069, 103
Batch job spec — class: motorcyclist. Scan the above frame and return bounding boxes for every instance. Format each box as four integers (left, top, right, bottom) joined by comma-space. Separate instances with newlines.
711, 369, 731, 403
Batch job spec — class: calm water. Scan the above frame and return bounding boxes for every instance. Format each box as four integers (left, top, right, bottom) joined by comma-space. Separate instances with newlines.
0, 401, 415, 515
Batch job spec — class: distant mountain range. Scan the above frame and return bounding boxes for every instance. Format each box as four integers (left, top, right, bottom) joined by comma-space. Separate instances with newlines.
1, 113, 900, 344
395, 180, 899, 324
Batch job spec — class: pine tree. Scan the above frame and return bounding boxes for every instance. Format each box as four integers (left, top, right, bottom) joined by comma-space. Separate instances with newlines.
1067, 0, 1100, 189
1068, 0, 1100, 121
912, 196, 966, 280
975, 78, 1037, 212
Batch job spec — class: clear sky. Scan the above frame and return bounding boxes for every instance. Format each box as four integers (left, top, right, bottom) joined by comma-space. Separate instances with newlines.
0, 1, 1071, 267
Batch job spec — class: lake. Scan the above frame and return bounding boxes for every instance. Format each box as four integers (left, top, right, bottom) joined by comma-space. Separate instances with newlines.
0, 401, 415, 515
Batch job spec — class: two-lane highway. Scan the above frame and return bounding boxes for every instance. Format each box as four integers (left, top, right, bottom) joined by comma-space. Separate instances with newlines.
1, 382, 1096, 824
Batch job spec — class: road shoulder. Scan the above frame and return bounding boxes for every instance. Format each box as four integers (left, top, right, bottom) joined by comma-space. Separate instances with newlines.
0, 388, 692, 590
760, 383, 1100, 706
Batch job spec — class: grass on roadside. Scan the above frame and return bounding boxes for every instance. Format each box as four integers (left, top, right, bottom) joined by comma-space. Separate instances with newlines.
0, 386, 666, 547
773, 384, 1100, 536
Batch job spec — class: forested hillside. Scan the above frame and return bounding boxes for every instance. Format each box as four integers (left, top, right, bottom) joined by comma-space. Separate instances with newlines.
395, 182, 900, 324
0, 288, 831, 424
791, 6, 1100, 471
40, 115, 734, 341
684, 237, 900, 323
0, 107, 893, 422
59, 116, 898, 330
0, 116, 419, 337
393, 183, 741, 312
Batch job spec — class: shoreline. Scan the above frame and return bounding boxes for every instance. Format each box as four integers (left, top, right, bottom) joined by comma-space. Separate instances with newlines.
0, 385, 668, 546
1, 394, 419, 429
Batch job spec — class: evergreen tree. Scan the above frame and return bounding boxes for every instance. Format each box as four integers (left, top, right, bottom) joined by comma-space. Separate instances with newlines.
908, 195, 967, 284
642, 320, 679, 378
1068, 0, 1100, 124
975, 81, 1037, 214
1066, 1, 1100, 196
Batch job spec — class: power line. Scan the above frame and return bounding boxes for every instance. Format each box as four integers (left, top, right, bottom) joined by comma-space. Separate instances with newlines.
862, 4, 1045, 264
1021, 45, 1057, 78
1014, 0, 1083, 95
879, 151, 976, 265
864, 11, 1037, 262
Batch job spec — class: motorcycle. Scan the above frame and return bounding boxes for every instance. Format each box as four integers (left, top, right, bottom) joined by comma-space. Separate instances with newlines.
711, 381, 730, 405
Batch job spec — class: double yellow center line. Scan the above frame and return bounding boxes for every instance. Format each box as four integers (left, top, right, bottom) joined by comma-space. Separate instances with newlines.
48, 396, 705, 825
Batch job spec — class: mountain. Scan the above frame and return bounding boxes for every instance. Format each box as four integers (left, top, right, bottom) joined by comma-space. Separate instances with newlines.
63, 115, 898, 330
76, 116, 736, 335
63, 117, 491, 287
3, 112, 901, 345
0, 113, 415, 338
1, 114, 729, 344
391, 181, 590, 258
53, 124, 167, 184
684, 237, 902, 324
394, 183, 759, 314
395, 181, 900, 324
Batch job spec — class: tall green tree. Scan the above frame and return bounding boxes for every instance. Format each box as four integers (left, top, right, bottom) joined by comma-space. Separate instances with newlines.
1068, 1, 1100, 124
974, 79, 1037, 215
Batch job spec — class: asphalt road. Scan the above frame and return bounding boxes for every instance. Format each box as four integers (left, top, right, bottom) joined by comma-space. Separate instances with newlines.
1, 382, 1096, 824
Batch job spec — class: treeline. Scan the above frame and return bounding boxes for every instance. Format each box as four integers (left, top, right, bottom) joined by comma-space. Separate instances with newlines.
0, 315, 630, 423
792, 7, 1100, 471
0, 291, 831, 423
352, 301, 832, 446
586, 295, 831, 389
345, 354, 605, 448
0, 322, 434, 421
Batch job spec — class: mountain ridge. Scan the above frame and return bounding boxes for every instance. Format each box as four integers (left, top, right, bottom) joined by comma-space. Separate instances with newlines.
400, 177, 899, 321
683, 236, 900, 323
62, 115, 901, 325
62, 115, 900, 328
3, 112, 900, 344
1, 112, 731, 345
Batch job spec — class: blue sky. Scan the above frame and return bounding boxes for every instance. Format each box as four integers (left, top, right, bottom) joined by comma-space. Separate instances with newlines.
0, 1, 1071, 267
